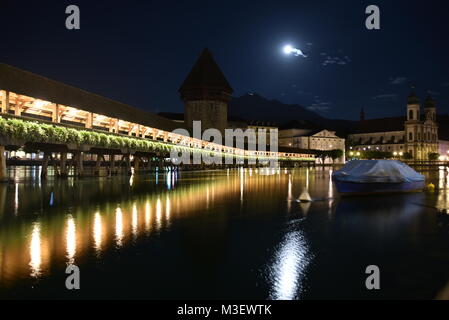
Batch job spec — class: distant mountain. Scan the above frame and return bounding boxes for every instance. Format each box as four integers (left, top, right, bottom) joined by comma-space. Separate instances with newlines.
228, 94, 357, 137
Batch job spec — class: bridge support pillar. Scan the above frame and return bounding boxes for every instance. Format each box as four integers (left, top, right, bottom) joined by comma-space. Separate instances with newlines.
146, 157, 152, 172
59, 153, 68, 178
75, 152, 84, 177
158, 158, 164, 171
41, 153, 49, 179
109, 154, 116, 176
0, 146, 8, 182
134, 156, 141, 173
94, 154, 102, 176
126, 155, 132, 175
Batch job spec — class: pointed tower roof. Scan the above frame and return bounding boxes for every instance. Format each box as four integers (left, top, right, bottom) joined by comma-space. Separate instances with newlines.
424, 94, 436, 109
407, 91, 420, 104
360, 107, 365, 122
179, 48, 233, 96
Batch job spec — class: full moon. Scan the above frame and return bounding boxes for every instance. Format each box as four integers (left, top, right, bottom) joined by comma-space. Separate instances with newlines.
283, 45, 293, 54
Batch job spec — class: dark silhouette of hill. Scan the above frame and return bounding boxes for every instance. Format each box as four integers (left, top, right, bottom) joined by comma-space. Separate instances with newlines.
228, 94, 358, 137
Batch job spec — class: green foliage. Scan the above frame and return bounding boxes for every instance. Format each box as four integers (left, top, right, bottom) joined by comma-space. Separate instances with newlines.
0, 116, 171, 153
313, 149, 344, 162
428, 152, 440, 161
0, 116, 314, 162
403, 152, 413, 160
360, 150, 394, 160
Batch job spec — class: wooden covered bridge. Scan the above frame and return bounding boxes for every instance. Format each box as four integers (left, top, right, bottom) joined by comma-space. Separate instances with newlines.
0, 63, 315, 181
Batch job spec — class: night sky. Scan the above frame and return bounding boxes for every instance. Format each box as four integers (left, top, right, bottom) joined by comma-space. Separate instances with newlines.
1, 0, 448, 120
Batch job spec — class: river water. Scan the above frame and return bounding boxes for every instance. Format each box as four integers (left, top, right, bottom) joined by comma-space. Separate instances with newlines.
0, 166, 449, 299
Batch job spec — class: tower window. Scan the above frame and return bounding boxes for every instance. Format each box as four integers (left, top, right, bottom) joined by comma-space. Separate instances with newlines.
409, 110, 413, 120
409, 132, 413, 141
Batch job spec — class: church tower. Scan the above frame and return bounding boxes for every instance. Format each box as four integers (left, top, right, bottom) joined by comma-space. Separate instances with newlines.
423, 94, 439, 156
424, 94, 436, 122
404, 91, 421, 159
360, 107, 365, 122
179, 48, 233, 134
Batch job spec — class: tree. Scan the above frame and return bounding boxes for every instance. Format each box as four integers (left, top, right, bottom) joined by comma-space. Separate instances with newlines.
403, 152, 413, 160
329, 149, 344, 163
428, 152, 440, 161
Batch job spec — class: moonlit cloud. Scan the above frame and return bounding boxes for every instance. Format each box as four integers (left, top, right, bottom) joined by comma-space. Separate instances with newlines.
321, 54, 350, 66
372, 93, 399, 100
389, 77, 408, 85
283, 45, 307, 58
307, 96, 332, 113
428, 90, 440, 96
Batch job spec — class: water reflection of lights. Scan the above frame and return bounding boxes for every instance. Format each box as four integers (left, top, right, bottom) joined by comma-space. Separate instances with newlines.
93, 212, 102, 253
66, 215, 76, 264
156, 198, 162, 230
14, 183, 19, 215
269, 229, 310, 300
145, 201, 152, 232
166, 197, 171, 225
166, 172, 172, 189
132, 204, 138, 238
287, 175, 293, 213
29, 222, 42, 278
115, 208, 124, 247
240, 170, 244, 203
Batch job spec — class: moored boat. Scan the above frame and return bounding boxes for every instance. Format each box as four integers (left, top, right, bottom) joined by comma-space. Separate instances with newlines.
332, 160, 425, 195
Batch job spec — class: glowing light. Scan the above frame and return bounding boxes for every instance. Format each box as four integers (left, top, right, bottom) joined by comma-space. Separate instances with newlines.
115, 207, 124, 247
33, 100, 50, 109
132, 204, 138, 238
14, 183, 19, 215
394, 152, 398, 156
156, 198, 162, 230
283, 44, 307, 58
165, 196, 171, 222
66, 215, 76, 264
145, 201, 151, 232
93, 212, 102, 253
29, 222, 42, 278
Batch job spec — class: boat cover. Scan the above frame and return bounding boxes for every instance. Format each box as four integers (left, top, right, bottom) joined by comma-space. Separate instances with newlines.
332, 160, 425, 183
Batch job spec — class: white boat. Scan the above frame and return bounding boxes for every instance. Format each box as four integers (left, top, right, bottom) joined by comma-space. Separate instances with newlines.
332, 160, 425, 195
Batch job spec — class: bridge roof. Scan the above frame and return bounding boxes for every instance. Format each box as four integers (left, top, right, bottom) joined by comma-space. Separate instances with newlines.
0, 63, 182, 132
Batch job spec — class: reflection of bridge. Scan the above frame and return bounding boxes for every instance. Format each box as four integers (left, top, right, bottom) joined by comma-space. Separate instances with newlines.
0, 63, 314, 181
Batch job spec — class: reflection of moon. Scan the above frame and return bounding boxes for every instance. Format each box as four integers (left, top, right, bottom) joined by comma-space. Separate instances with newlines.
268, 228, 311, 300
